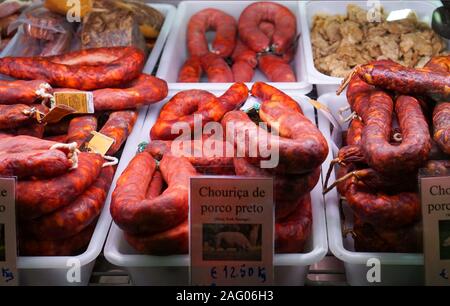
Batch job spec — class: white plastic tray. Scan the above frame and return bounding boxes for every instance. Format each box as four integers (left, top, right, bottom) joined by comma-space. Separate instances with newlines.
299, 0, 445, 96
15, 3, 176, 286
317, 92, 424, 286
157, 0, 312, 93
104, 88, 328, 286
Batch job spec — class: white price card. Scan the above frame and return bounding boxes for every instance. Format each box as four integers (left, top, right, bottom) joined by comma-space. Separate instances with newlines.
420, 166, 450, 286
0, 177, 18, 286
190, 176, 273, 286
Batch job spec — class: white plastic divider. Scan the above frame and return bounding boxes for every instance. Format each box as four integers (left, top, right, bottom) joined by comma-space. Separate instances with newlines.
104, 87, 328, 285
16, 3, 176, 286
316, 92, 424, 286
299, 0, 445, 96
157, 0, 312, 93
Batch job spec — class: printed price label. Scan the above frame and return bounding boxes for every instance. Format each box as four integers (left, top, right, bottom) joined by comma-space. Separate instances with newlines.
0, 177, 18, 286
53, 92, 94, 114
82, 131, 115, 156
190, 177, 274, 286
420, 165, 450, 286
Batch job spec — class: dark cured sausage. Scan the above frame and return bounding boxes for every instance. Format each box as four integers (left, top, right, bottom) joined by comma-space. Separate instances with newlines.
45, 134, 68, 143
187, 8, 237, 58
44, 119, 70, 136
111, 153, 198, 235
22, 166, 114, 240
54, 74, 168, 111
433, 102, 450, 154
361, 94, 431, 174
346, 118, 364, 146
0, 80, 52, 105
0, 47, 145, 90
151, 83, 248, 141
178, 57, 202, 83
66, 116, 98, 148
222, 83, 328, 173
99, 110, 138, 155
233, 158, 319, 220
0, 104, 39, 129
146, 170, 164, 199
275, 195, 312, 254
238, 2, 296, 54
0, 135, 60, 154
19, 223, 96, 256
258, 54, 296, 82
0, 149, 73, 179
200, 53, 234, 83
339, 60, 450, 99
124, 220, 189, 255
17, 152, 103, 220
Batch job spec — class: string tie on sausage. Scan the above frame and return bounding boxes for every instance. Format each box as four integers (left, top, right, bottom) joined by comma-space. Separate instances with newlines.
50, 142, 79, 170
35, 83, 53, 100
102, 155, 118, 167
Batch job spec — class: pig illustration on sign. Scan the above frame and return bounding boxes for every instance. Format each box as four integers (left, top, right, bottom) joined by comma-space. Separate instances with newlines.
215, 232, 252, 251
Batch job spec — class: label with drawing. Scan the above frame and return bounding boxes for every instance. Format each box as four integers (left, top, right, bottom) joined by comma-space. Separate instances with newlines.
420, 167, 450, 286
0, 177, 18, 286
190, 176, 273, 286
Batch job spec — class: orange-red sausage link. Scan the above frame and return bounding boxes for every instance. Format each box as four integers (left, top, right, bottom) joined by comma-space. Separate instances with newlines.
124, 220, 189, 255
231, 40, 257, 82
99, 110, 138, 155
0, 135, 61, 154
361, 94, 431, 174
238, 2, 296, 54
146, 170, 164, 199
258, 54, 296, 82
0, 104, 37, 129
200, 53, 234, 83
275, 195, 312, 254
22, 166, 114, 240
0, 47, 145, 90
178, 57, 202, 83
66, 115, 98, 148
111, 153, 198, 235
0, 80, 52, 105
17, 152, 103, 220
346, 118, 364, 146
187, 8, 237, 58
0, 149, 73, 179
432, 102, 450, 154
18, 223, 96, 256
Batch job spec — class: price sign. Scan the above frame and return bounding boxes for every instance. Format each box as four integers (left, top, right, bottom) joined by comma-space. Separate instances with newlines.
420, 165, 450, 286
0, 178, 18, 286
190, 176, 273, 286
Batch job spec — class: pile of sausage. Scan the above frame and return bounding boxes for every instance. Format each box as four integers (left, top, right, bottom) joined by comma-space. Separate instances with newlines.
328, 55, 450, 253
178, 2, 297, 83
111, 82, 329, 255
0, 46, 169, 255
0, 0, 29, 52
0, 46, 168, 150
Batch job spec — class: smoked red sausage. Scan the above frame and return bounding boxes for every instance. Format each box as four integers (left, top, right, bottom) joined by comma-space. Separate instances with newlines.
66, 115, 98, 148
258, 54, 296, 82
111, 153, 198, 235
187, 8, 237, 58
200, 53, 234, 83
178, 57, 202, 83
0, 47, 145, 90
231, 40, 257, 82
99, 110, 138, 155
432, 102, 450, 154
17, 152, 103, 220
22, 166, 114, 240
0, 80, 52, 105
238, 2, 296, 54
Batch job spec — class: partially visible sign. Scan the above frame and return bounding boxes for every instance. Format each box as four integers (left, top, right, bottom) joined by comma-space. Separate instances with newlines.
190, 177, 273, 286
0, 178, 18, 286
420, 166, 450, 286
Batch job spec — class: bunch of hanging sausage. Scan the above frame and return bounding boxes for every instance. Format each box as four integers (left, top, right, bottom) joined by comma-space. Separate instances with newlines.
111, 82, 329, 255
178, 2, 297, 83
0, 46, 168, 255
326, 55, 450, 253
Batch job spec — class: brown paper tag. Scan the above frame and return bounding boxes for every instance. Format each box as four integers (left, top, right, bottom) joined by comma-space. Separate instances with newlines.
82, 132, 115, 156
40, 105, 77, 124
53, 92, 94, 114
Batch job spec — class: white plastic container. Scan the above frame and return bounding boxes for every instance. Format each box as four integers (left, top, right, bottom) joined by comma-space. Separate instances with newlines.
16, 3, 176, 286
299, 0, 445, 96
104, 88, 328, 285
157, 1, 312, 93
316, 92, 424, 286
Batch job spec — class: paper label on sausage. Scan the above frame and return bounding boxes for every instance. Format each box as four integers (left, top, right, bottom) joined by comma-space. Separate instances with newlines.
53, 92, 94, 114
190, 177, 274, 286
0, 177, 18, 286
40, 105, 77, 124
420, 167, 450, 286
82, 131, 115, 156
